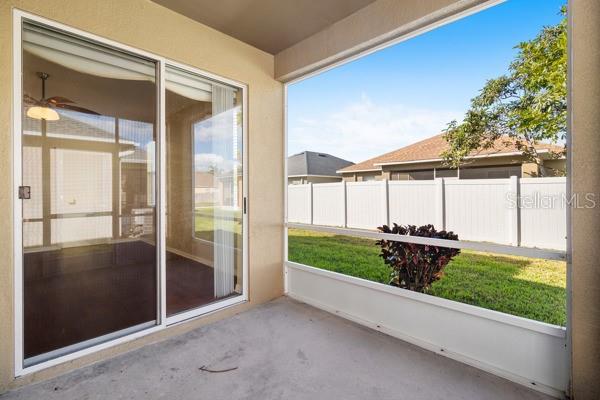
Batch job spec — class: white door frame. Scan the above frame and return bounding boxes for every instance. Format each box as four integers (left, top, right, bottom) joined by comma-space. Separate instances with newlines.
12, 9, 249, 376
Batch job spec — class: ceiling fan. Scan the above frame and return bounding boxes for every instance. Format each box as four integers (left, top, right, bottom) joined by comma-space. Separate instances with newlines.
24, 72, 99, 121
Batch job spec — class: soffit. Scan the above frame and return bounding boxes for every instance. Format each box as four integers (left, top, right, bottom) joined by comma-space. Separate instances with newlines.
150, 0, 376, 54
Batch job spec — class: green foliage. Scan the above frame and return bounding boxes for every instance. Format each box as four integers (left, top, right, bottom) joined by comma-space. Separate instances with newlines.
442, 6, 567, 173
376, 224, 460, 292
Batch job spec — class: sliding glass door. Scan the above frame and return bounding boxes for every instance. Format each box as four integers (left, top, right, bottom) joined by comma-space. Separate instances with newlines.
165, 66, 244, 317
20, 22, 158, 365
17, 17, 246, 369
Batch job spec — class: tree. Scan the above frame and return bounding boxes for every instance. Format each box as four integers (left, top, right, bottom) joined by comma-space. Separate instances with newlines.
442, 6, 567, 175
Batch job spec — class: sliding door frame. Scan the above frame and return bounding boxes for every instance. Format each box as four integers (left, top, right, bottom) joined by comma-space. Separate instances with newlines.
12, 9, 249, 376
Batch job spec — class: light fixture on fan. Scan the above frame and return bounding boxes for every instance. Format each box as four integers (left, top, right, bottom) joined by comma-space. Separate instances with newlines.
26, 105, 60, 121
24, 72, 99, 121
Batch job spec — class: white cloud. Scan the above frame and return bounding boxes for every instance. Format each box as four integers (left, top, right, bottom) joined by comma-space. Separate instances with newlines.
195, 153, 224, 171
288, 94, 464, 163
195, 107, 240, 142
194, 153, 241, 173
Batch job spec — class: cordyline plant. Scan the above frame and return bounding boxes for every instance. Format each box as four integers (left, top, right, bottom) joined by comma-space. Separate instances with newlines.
376, 224, 460, 293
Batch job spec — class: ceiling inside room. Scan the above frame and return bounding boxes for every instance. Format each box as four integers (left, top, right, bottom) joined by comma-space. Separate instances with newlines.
150, 0, 377, 54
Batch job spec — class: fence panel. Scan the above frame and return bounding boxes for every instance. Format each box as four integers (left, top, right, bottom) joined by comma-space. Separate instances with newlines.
444, 179, 512, 244
346, 181, 387, 229
287, 184, 311, 224
520, 178, 567, 250
312, 182, 345, 226
288, 177, 567, 250
388, 181, 437, 227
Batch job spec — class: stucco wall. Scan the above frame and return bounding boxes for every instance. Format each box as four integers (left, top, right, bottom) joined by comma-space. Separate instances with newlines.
0, 0, 283, 391
571, 0, 600, 398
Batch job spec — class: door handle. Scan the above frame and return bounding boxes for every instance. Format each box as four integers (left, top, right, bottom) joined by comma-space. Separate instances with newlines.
18, 186, 31, 200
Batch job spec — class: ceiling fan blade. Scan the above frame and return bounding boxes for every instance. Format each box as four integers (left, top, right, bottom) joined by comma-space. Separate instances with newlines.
54, 103, 101, 115
23, 94, 41, 105
47, 96, 74, 105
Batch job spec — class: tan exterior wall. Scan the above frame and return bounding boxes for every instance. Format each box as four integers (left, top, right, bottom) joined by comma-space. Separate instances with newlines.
0, 0, 283, 392
342, 156, 566, 180
521, 162, 540, 178
543, 159, 567, 177
274, 0, 491, 81
305, 176, 343, 184
342, 171, 384, 182
288, 176, 343, 185
571, 0, 600, 398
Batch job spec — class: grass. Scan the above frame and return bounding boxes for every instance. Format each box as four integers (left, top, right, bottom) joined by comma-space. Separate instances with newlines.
288, 228, 566, 326
194, 207, 241, 243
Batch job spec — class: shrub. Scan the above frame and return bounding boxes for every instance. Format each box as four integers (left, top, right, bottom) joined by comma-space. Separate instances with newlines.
376, 224, 460, 293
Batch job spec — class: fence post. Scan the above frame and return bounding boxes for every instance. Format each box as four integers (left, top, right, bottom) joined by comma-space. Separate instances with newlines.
435, 178, 445, 230
342, 180, 347, 228
308, 182, 313, 225
383, 179, 390, 226
508, 175, 520, 246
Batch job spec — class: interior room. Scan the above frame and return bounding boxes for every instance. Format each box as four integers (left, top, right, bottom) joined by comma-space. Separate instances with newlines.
21, 22, 244, 365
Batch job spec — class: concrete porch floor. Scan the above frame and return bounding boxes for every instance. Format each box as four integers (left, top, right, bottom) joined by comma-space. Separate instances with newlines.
2, 297, 552, 400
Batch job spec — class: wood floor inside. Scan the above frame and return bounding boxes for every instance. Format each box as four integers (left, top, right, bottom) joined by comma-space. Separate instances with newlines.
23, 240, 230, 360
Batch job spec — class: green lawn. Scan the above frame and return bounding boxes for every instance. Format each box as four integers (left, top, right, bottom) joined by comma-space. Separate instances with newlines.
194, 207, 242, 243
288, 229, 566, 326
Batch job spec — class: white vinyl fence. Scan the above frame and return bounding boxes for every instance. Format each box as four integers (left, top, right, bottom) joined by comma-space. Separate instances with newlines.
287, 177, 566, 251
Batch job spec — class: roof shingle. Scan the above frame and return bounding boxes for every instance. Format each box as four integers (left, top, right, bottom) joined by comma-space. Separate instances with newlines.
338, 134, 564, 173
288, 151, 354, 177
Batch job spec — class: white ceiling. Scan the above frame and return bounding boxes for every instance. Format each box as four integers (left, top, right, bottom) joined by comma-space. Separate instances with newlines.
150, 0, 377, 54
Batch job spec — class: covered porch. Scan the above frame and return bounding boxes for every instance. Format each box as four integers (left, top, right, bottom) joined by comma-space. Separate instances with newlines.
0, 0, 599, 399
0, 297, 550, 400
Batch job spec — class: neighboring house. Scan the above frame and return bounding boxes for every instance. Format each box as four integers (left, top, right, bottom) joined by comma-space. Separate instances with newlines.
194, 170, 243, 208
338, 134, 565, 181
288, 151, 354, 184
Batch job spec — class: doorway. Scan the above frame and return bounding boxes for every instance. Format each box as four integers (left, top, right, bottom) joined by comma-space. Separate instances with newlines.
16, 17, 247, 370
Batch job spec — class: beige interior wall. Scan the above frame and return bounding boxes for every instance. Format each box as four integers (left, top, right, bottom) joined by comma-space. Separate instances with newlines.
274, 0, 491, 81
166, 101, 214, 263
0, 0, 283, 391
571, 0, 600, 398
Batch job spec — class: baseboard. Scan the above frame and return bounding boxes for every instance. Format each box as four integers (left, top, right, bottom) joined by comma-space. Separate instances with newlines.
166, 246, 214, 268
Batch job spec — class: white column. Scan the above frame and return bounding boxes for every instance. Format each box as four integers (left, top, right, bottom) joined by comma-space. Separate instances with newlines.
308, 182, 313, 225
342, 180, 347, 228
508, 175, 520, 246
435, 178, 445, 230
382, 179, 390, 226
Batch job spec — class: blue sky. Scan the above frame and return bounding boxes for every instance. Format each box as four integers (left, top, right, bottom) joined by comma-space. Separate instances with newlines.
287, 0, 565, 163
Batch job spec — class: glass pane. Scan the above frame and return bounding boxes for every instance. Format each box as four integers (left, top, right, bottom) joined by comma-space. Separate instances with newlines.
165, 66, 243, 316
21, 22, 157, 364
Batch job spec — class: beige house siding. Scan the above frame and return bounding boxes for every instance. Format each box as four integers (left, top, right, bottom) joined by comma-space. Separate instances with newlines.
288, 175, 343, 185
543, 159, 567, 177
342, 171, 383, 182
0, 0, 283, 391
342, 156, 566, 181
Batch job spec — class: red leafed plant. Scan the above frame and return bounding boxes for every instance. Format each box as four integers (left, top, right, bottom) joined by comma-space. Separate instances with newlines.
376, 224, 460, 293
